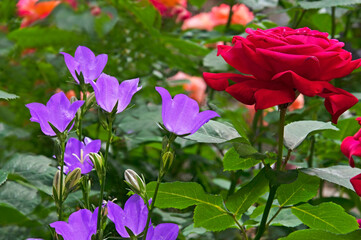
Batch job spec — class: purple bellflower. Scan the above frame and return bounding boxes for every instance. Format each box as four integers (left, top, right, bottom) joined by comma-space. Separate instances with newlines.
107, 194, 179, 239
61, 46, 108, 84
26, 92, 84, 136
156, 87, 220, 135
90, 73, 141, 113
50, 208, 98, 240
146, 223, 179, 240
63, 137, 101, 174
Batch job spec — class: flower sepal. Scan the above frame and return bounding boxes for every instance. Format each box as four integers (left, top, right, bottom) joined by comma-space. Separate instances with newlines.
52, 170, 65, 206
125, 226, 137, 240
64, 168, 82, 198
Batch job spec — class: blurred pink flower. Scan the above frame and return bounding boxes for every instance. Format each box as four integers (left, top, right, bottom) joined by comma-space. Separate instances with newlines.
168, 72, 207, 105
182, 3, 253, 31
17, 0, 60, 27
341, 117, 361, 168
149, 0, 190, 22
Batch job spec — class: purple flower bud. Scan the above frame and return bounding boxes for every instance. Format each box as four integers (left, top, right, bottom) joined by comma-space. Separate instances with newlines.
61, 46, 108, 84
64, 137, 101, 174
26, 92, 84, 136
50, 208, 98, 240
155, 87, 220, 135
90, 73, 142, 113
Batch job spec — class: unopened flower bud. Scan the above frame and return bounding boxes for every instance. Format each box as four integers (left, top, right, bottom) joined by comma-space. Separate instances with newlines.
90, 152, 105, 182
161, 151, 174, 173
85, 92, 96, 110
53, 170, 65, 205
124, 169, 146, 196
64, 168, 82, 198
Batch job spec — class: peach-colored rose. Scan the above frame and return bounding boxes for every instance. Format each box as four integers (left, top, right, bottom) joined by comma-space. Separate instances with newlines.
182, 3, 253, 31
288, 94, 304, 112
17, 0, 60, 28
168, 72, 207, 105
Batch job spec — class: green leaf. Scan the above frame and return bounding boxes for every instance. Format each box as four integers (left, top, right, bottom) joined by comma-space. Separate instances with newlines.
277, 172, 319, 207
7, 27, 86, 48
0, 181, 41, 218
323, 118, 359, 140
291, 202, 359, 234
203, 49, 229, 72
193, 204, 235, 231
0, 170, 7, 186
0, 90, 19, 100
280, 229, 361, 240
185, 120, 243, 143
284, 121, 338, 150
147, 181, 234, 231
226, 169, 269, 219
223, 147, 261, 171
2, 154, 58, 195
242, 0, 278, 10
299, 0, 361, 9
162, 36, 210, 56
147, 181, 224, 210
251, 207, 302, 227
301, 166, 361, 191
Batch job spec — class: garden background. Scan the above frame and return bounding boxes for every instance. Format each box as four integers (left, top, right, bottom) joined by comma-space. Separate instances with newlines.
1, 0, 361, 239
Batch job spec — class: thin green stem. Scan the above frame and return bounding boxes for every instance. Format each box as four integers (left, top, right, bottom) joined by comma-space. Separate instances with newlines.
143, 176, 162, 240
224, 0, 235, 33
81, 176, 90, 209
232, 214, 248, 240
254, 185, 278, 240
307, 136, 315, 168
96, 120, 113, 239
58, 140, 66, 221
277, 107, 287, 170
331, 7, 336, 38
266, 206, 283, 227
293, 9, 307, 28
281, 149, 292, 170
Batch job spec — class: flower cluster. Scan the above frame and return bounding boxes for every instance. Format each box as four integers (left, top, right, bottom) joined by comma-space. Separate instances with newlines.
182, 3, 253, 31
204, 27, 360, 123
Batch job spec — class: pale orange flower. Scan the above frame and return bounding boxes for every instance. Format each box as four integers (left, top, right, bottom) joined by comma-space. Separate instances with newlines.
182, 3, 253, 31
55, 88, 76, 100
168, 72, 207, 105
288, 94, 304, 112
17, 0, 60, 28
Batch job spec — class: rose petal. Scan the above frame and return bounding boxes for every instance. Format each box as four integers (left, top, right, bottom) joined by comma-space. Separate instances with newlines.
350, 173, 361, 196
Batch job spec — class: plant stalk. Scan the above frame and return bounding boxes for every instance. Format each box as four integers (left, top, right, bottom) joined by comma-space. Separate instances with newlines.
58, 139, 66, 221
96, 119, 113, 239
276, 107, 287, 170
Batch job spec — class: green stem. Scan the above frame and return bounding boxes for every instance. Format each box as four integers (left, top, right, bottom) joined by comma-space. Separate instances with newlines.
143, 176, 163, 240
232, 214, 248, 240
254, 185, 278, 240
96, 120, 113, 239
293, 9, 307, 28
277, 107, 287, 170
224, 0, 235, 33
58, 140, 66, 221
307, 136, 315, 168
81, 176, 90, 209
266, 206, 283, 227
331, 7, 336, 38
281, 149, 292, 170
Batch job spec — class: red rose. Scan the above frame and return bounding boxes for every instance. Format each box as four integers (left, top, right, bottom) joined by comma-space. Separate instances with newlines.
203, 27, 361, 123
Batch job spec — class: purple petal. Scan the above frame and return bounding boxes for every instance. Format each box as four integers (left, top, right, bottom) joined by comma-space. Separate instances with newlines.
64, 138, 83, 166
26, 102, 54, 136
146, 225, 155, 240
92, 54, 108, 81
107, 201, 129, 237
116, 78, 142, 113
147, 223, 179, 240
92, 73, 119, 113
50, 221, 73, 240
190, 110, 220, 134
155, 87, 173, 131
61, 52, 79, 83
123, 194, 148, 236
75, 46, 96, 65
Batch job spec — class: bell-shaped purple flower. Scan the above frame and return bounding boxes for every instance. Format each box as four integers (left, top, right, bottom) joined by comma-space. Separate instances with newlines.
90, 73, 142, 113
155, 87, 220, 135
107, 194, 148, 238
50, 208, 98, 240
61, 46, 108, 84
63, 137, 101, 174
26, 92, 84, 136
146, 223, 179, 240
